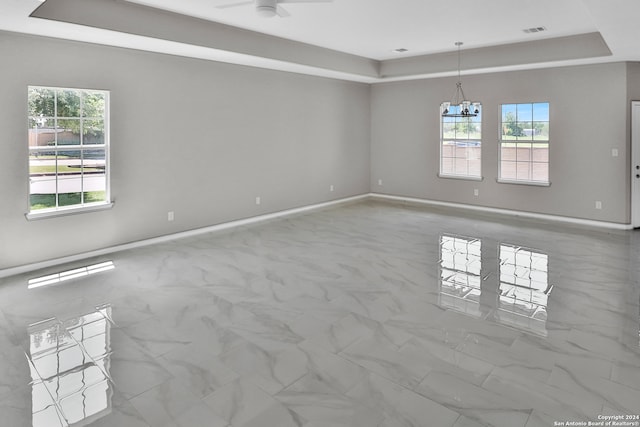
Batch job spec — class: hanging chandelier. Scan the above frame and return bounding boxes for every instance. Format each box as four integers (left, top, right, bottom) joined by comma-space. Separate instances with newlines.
442, 42, 480, 118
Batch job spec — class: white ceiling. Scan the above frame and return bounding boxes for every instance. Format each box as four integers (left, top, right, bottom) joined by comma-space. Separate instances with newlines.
2, 0, 640, 82
125, 0, 599, 60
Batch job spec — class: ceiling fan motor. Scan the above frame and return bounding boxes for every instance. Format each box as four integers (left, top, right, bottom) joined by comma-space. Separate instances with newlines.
256, 0, 278, 17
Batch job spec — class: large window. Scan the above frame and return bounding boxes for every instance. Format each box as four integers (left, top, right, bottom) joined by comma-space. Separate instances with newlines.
440, 104, 482, 179
28, 86, 110, 216
499, 102, 549, 184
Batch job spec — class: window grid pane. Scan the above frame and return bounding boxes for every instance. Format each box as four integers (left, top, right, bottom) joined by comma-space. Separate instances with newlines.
499, 103, 549, 184
440, 103, 482, 179
28, 86, 109, 213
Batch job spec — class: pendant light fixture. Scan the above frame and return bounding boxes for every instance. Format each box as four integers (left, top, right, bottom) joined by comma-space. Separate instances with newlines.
442, 42, 480, 117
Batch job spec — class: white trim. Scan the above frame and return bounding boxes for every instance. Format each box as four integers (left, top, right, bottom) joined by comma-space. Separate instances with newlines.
4, 192, 633, 279
370, 193, 633, 230
438, 174, 484, 182
496, 179, 550, 187
26, 202, 114, 220
1, 194, 368, 279
632, 101, 640, 228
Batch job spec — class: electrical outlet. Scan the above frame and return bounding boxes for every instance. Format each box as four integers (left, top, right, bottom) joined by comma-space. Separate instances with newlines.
330, 185, 334, 192
255, 196, 261, 205
168, 211, 174, 221
474, 189, 479, 196
378, 179, 383, 186
595, 201, 602, 210
612, 148, 619, 157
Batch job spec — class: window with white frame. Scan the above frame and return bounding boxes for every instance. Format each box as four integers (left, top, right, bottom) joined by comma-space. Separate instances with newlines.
499, 102, 549, 184
28, 86, 109, 215
440, 103, 482, 179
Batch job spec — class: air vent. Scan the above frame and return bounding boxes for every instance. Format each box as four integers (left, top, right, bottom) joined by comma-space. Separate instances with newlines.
523, 26, 547, 34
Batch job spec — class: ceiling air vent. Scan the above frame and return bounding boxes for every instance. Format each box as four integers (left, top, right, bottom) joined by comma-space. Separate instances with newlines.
523, 26, 547, 34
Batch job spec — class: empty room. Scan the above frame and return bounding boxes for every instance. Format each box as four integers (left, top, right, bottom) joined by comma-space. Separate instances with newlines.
1, 0, 639, 426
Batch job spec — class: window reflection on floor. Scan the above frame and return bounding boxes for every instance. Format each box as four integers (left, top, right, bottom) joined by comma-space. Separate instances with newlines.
28, 261, 115, 289
438, 236, 554, 336
439, 235, 483, 317
497, 244, 552, 336
27, 305, 113, 427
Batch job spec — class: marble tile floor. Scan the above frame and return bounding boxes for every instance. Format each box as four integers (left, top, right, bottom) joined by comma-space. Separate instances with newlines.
1, 199, 639, 427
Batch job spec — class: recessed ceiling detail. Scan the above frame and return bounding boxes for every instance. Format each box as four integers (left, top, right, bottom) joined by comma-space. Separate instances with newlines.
380, 32, 611, 79
8, 0, 636, 82
120, 0, 600, 61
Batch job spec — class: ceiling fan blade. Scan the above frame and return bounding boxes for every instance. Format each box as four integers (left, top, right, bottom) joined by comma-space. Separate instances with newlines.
216, 0, 253, 9
276, 5, 291, 17
279, 0, 333, 3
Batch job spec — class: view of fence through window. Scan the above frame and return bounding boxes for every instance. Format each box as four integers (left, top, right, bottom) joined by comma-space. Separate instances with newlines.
499, 102, 549, 183
28, 87, 109, 212
440, 104, 482, 178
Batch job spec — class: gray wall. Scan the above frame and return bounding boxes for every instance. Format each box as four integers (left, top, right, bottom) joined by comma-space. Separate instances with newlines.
1, 29, 636, 272
0, 32, 371, 270
371, 63, 630, 223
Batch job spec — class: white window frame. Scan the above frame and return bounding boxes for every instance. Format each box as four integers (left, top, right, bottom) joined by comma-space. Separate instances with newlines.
498, 102, 550, 186
26, 86, 112, 220
439, 103, 483, 181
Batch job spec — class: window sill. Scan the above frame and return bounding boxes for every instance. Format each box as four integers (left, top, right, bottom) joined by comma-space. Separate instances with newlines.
26, 202, 114, 221
496, 179, 550, 187
438, 174, 484, 182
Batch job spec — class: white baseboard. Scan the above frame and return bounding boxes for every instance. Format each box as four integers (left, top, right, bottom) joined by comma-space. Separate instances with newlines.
2, 192, 632, 279
0, 194, 368, 279
369, 192, 634, 230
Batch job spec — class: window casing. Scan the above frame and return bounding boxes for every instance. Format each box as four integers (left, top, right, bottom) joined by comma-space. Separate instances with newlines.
440, 104, 482, 179
499, 102, 549, 185
28, 86, 110, 217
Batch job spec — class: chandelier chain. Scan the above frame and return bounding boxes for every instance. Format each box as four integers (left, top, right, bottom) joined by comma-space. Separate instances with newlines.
457, 42, 461, 83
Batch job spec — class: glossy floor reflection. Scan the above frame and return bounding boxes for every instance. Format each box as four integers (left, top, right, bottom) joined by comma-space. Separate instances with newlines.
27, 306, 113, 426
1, 200, 639, 426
